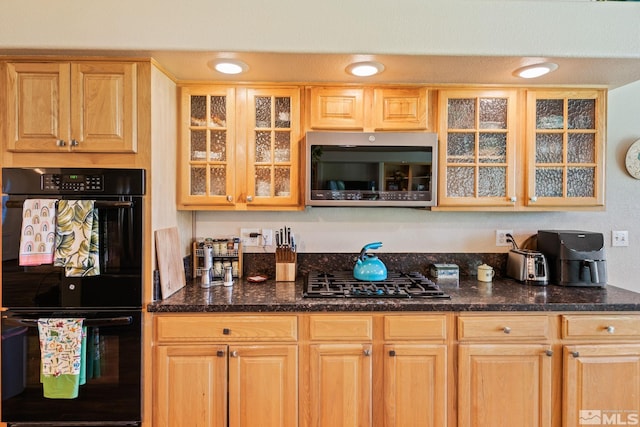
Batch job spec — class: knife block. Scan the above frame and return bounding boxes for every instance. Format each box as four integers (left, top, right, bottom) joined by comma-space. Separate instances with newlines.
275, 249, 296, 281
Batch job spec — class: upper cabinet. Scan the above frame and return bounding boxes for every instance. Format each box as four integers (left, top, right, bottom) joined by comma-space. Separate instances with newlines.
178, 85, 301, 210
525, 89, 605, 208
437, 88, 606, 210
3, 61, 137, 153
308, 86, 429, 131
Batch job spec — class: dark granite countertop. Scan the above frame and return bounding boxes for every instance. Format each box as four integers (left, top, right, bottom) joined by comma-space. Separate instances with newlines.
147, 277, 640, 313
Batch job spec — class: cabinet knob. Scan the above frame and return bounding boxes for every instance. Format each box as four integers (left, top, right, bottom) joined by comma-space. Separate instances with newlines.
545, 349, 554, 357
571, 351, 580, 358
510, 196, 517, 203
56, 139, 66, 147
223, 328, 231, 335
363, 348, 371, 357
70, 139, 79, 147
230, 351, 238, 357
389, 350, 396, 357
605, 325, 615, 334
226, 195, 233, 203
216, 350, 225, 357
530, 196, 538, 203
246, 195, 253, 202
502, 326, 512, 334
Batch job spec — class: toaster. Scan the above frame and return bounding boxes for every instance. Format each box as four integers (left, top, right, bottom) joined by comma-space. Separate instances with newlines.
507, 249, 549, 285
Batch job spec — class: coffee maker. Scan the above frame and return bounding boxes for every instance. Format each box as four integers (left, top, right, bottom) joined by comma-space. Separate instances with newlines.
537, 230, 607, 287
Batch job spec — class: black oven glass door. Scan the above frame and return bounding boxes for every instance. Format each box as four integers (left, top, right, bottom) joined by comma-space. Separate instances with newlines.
2, 196, 143, 309
1, 310, 141, 424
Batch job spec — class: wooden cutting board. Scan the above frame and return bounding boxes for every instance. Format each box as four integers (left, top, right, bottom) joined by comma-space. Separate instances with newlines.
155, 227, 186, 299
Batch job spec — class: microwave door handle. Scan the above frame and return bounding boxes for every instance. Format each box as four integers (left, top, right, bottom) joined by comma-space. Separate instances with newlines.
3, 315, 133, 328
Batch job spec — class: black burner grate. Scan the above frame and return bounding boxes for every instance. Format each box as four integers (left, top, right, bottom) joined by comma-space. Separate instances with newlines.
304, 271, 450, 299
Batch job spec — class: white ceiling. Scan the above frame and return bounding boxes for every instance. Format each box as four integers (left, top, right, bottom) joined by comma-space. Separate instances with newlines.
4, 49, 640, 88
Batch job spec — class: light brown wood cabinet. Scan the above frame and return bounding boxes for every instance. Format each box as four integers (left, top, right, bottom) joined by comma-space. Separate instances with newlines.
178, 86, 301, 210
3, 61, 137, 153
437, 88, 606, 210
154, 315, 298, 427
308, 86, 429, 131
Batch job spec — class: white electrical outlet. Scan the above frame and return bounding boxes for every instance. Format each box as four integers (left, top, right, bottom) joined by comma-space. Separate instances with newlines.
496, 229, 513, 246
240, 228, 261, 247
612, 230, 629, 247
261, 229, 273, 246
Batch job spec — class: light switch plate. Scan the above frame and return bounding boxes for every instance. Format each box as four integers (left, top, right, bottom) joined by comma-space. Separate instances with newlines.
612, 230, 629, 247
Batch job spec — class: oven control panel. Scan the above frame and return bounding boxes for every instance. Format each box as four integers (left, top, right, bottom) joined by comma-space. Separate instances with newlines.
42, 173, 104, 192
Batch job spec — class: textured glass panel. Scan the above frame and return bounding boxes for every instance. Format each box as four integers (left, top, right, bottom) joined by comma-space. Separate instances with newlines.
274, 131, 290, 162
255, 131, 272, 163
275, 167, 291, 196
479, 133, 506, 163
255, 166, 272, 197
209, 96, 226, 127
535, 168, 563, 197
209, 166, 226, 196
447, 133, 475, 163
209, 130, 226, 161
446, 166, 474, 197
567, 133, 595, 163
568, 99, 595, 129
479, 98, 507, 129
535, 133, 563, 163
536, 99, 564, 129
255, 96, 271, 128
448, 99, 475, 129
190, 130, 206, 161
190, 167, 206, 196
478, 167, 506, 197
190, 96, 206, 126
567, 167, 595, 197
274, 97, 291, 128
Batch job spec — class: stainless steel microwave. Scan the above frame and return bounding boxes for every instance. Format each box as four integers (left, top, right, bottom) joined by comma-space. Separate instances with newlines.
305, 131, 438, 207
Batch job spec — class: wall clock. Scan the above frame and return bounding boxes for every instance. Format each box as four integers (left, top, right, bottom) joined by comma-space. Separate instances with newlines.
625, 138, 640, 179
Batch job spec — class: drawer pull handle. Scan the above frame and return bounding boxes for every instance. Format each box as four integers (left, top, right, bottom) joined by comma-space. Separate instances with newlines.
389, 350, 396, 357
503, 326, 512, 334
223, 328, 231, 335
545, 349, 553, 357
217, 350, 225, 357
606, 325, 615, 334
230, 351, 238, 357
363, 349, 371, 357
571, 351, 580, 358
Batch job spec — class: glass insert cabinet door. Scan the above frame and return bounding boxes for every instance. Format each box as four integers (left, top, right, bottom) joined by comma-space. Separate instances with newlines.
180, 86, 236, 206
438, 90, 518, 207
526, 90, 605, 207
245, 88, 300, 206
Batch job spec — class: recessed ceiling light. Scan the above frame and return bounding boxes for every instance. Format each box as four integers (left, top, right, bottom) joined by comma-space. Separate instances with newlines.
514, 62, 558, 79
346, 61, 385, 77
210, 59, 249, 75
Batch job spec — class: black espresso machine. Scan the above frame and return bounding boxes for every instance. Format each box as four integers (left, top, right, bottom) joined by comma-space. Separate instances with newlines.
537, 230, 607, 287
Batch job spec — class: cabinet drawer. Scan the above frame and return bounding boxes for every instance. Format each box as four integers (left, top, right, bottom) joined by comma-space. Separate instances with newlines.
458, 315, 550, 341
155, 315, 297, 342
308, 315, 373, 340
562, 315, 640, 339
384, 315, 446, 340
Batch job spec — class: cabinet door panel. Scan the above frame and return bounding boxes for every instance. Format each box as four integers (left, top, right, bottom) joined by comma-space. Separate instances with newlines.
564, 344, 640, 426
309, 343, 372, 427
384, 344, 447, 427
229, 345, 298, 427
373, 88, 428, 130
5, 62, 70, 152
155, 345, 227, 427
309, 88, 364, 130
458, 344, 553, 427
71, 62, 137, 152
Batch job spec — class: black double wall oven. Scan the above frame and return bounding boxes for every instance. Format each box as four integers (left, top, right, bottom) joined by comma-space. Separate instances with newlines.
1, 168, 144, 427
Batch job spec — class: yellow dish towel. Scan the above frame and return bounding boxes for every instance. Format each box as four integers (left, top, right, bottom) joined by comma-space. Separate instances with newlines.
54, 200, 100, 277
37, 318, 84, 399
19, 199, 58, 266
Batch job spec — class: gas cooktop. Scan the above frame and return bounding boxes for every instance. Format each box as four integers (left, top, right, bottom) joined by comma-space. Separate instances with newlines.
304, 271, 450, 299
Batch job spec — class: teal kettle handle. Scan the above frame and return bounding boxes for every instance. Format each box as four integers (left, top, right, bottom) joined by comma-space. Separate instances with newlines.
358, 242, 383, 261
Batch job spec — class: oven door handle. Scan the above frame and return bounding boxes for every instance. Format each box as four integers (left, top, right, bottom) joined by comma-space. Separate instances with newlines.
3, 315, 133, 328
4, 200, 134, 209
